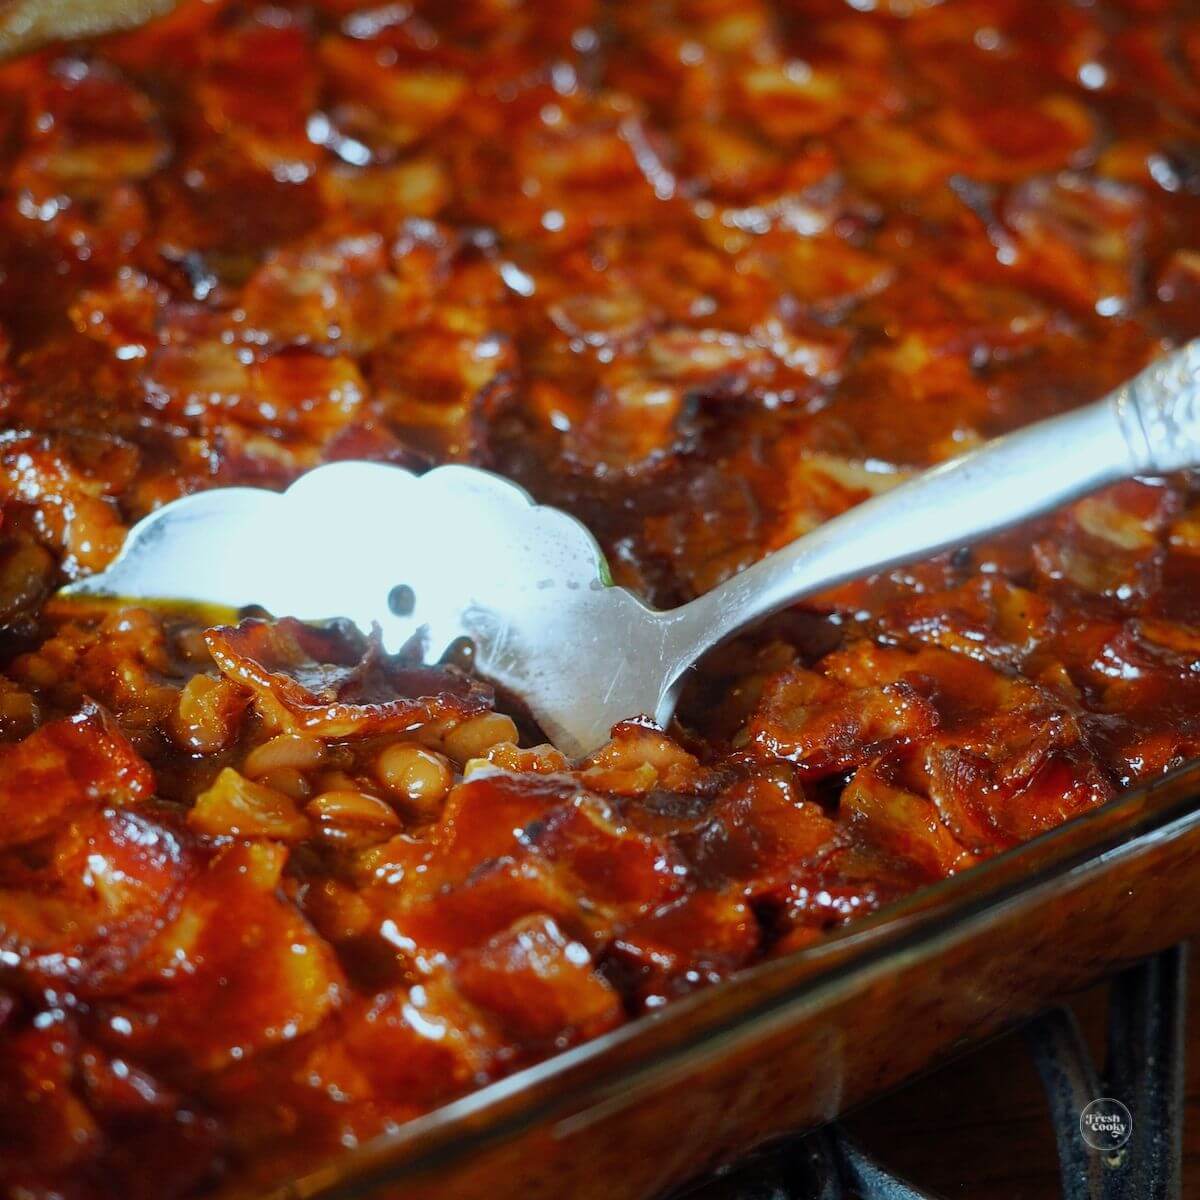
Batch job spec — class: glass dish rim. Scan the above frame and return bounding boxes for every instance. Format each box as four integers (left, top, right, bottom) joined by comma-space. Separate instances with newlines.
259, 757, 1200, 1200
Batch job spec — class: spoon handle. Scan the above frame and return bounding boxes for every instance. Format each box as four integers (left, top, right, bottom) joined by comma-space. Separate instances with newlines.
665, 340, 1200, 665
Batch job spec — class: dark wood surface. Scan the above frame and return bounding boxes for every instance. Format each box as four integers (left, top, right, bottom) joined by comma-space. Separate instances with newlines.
841, 946, 1200, 1198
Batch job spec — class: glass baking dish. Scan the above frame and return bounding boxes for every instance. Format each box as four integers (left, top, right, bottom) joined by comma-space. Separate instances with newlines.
234, 759, 1200, 1200
5, 7, 1199, 1199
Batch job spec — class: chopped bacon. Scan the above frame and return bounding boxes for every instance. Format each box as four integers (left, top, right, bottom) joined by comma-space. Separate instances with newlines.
453, 913, 622, 1046
97, 841, 343, 1073
604, 891, 760, 1005
841, 761, 976, 879
0, 432, 136, 576
748, 663, 938, 777
0, 703, 153, 848
205, 618, 489, 738
0, 806, 190, 992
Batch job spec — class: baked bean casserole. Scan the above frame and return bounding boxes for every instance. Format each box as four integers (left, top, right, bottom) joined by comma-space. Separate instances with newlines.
2, 0, 1200, 1194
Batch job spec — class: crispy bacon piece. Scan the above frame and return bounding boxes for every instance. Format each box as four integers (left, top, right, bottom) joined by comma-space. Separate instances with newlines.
0, 1018, 99, 1178
0, 703, 152, 848
748, 663, 938, 777
669, 771, 841, 910
0, 807, 190, 992
0, 708, 183, 992
205, 617, 489, 737
1004, 175, 1144, 314
336, 974, 499, 1105
454, 913, 623, 1046
841, 761, 975, 880
379, 772, 687, 953
97, 841, 343, 1074
922, 708, 1115, 853
197, 16, 318, 173
241, 231, 405, 354
582, 721, 709, 792
604, 891, 760, 1005
0, 431, 135, 576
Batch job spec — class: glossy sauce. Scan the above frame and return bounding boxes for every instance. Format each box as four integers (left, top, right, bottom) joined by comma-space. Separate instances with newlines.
1, 1, 1200, 1195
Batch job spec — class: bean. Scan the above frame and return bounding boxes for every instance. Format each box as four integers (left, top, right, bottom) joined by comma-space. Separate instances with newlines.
257, 766, 312, 801
244, 733, 325, 778
308, 789, 401, 842
374, 743, 451, 809
443, 713, 518, 763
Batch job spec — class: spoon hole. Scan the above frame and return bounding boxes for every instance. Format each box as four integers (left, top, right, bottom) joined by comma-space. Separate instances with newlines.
387, 584, 416, 617
441, 636, 476, 671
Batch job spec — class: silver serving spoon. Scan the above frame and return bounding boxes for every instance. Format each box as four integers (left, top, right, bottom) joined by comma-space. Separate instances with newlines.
63, 341, 1200, 757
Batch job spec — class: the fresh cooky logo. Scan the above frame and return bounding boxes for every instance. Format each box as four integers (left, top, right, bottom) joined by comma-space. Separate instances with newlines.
1079, 1098, 1133, 1152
